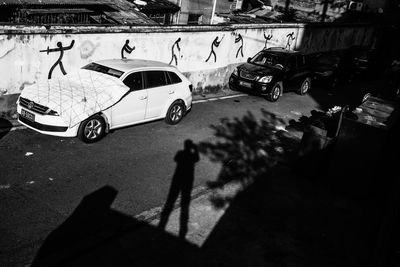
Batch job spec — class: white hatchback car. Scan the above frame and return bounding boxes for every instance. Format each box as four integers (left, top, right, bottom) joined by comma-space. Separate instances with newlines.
17, 59, 193, 143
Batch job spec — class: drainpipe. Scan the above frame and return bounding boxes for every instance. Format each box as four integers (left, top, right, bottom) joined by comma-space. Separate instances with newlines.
176, 0, 182, 24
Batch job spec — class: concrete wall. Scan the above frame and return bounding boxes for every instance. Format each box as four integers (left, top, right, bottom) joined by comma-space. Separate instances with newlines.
0, 23, 375, 116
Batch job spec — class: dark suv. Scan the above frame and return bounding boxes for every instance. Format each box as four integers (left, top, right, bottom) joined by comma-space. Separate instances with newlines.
229, 48, 313, 101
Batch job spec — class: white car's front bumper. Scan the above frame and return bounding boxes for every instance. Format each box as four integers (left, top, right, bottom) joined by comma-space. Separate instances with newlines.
17, 105, 79, 137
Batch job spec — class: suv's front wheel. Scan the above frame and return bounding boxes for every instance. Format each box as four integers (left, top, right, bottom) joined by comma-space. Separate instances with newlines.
297, 77, 312, 95
165, 100, 185, 125
267, 82, 282, 102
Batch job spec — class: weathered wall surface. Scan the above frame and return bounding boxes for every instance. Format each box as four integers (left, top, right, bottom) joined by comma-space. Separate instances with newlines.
0, 23, 375, 116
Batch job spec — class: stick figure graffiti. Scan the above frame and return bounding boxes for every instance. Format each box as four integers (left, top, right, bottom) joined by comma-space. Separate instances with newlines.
169, 38, 181, 66
285, 32, 296, 50
264, 32, 273, 49
121, 39, 135, 59
235, 33, 244, 58
40, 40, 75, 79
205, 35, 224, 63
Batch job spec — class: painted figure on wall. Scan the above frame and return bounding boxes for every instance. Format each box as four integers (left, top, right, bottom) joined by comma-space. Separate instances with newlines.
40, 40, 75, 79
235, 33, 244, 58
121, 39, 135, 59
169, 38, 181, 66
285, 32, 296, 50
206, 36, 224, 63
264, 32, 273, 49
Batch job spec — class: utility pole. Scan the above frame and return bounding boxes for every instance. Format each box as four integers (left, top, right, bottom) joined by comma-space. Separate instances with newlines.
176, 0, 182, 24
321, 0, 329, 22
211, 0, 217, 24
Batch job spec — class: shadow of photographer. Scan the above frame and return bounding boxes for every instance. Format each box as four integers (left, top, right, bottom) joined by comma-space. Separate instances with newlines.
158, 139, 200, 239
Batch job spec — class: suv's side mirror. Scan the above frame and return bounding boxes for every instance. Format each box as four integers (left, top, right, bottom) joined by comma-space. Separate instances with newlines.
247, 57, 251, 63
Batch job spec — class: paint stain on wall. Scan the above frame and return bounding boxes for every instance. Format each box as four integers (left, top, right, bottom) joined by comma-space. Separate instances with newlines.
19, 81, 35, 91
80, 40, 100, 59
0, 41, 16, 59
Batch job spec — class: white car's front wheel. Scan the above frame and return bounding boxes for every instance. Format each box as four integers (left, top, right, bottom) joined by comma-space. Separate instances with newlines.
78, 114, 106, 143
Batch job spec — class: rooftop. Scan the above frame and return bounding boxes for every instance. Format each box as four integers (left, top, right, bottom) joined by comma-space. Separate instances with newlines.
0, 0, 157, 25
0, 0, 100, 5
135, 0, 180, 13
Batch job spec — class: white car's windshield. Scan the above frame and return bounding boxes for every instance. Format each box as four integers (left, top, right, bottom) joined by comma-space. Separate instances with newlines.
250, 52, 286, 69
82, 63, 124, 78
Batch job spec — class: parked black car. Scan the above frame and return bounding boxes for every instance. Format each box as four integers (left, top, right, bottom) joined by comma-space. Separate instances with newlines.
229, 47, 314, 102
311, 46, 379, 89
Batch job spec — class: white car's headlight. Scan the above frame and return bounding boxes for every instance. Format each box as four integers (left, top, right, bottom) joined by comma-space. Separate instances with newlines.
232, 68, 239, 76
258, 75, 273, 83
45, 108, 59, 116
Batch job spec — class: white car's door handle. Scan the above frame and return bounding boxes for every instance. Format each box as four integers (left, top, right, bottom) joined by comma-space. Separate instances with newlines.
140, 96, 147, 100
168, 90, 175, 94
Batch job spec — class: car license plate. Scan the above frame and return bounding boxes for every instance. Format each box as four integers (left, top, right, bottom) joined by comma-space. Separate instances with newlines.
239, 81, 252, 88
21, 109, 35, 122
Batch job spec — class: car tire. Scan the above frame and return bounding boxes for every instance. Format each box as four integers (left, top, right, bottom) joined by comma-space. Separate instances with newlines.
78, 114, 106, 143
298, 77, 312, 95
267, 82, 282, 102
165, 100, 185, 125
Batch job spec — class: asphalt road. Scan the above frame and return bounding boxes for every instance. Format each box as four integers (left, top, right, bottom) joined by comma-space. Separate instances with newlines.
0, 91, 325, 266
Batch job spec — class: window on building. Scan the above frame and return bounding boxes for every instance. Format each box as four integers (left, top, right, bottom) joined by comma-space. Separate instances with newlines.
188, 13, 202, 25
149, 13, 166, 24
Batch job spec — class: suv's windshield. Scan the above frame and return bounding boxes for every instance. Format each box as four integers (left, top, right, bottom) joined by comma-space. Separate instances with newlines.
250, 52, 286, 69
82, 63, 124, 78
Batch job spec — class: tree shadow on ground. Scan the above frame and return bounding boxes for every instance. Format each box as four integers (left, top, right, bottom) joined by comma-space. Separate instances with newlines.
31, 107, 399, 267
31, 185, 201, 267
198, 108, 398, 266
198, 109, 299, 209
0, 118, 12, 140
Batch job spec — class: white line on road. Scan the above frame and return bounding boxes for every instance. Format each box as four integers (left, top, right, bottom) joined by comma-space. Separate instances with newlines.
192, 93, 247, 104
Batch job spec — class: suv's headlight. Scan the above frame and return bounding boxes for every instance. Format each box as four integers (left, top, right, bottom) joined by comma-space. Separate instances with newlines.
232, 68, 239, 76
258, 75, 273, 83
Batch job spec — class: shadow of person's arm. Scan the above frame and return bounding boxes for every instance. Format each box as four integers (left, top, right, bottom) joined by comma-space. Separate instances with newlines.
192, 144, 200, 163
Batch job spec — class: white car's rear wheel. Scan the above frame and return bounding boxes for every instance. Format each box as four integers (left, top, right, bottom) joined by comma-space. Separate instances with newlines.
78, 114, 106, 143
165, 101, 185, 125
